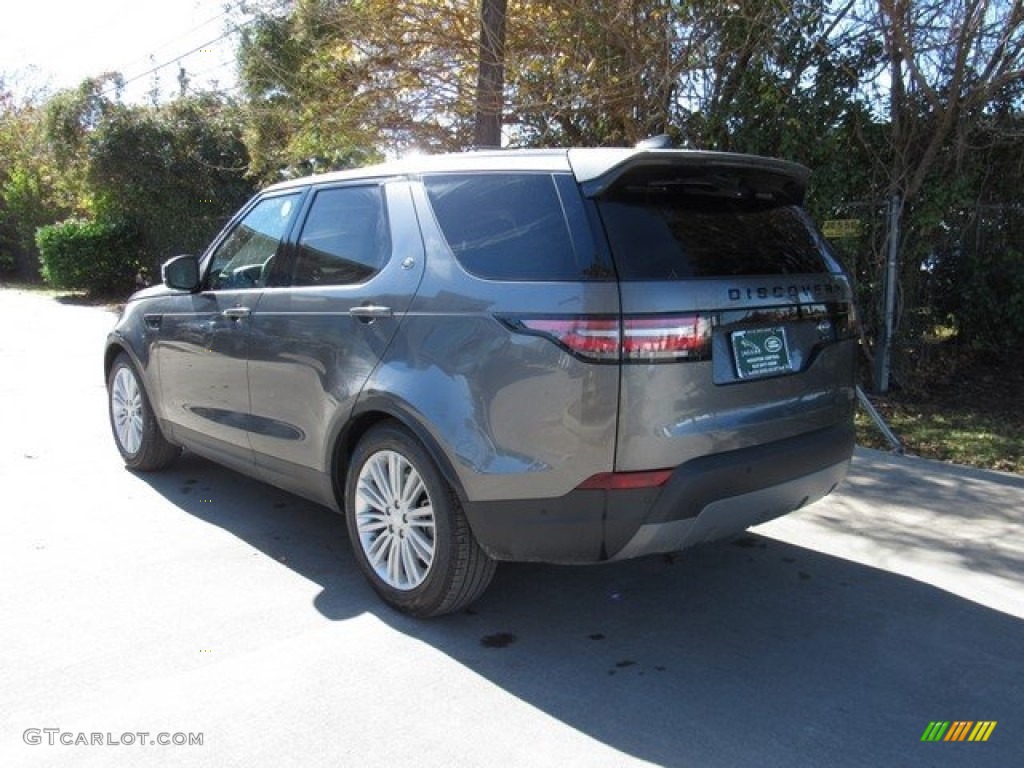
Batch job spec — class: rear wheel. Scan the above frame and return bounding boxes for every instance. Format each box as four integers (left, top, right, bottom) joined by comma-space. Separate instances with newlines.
345, 422, 495, 617
107, 353, 180, 471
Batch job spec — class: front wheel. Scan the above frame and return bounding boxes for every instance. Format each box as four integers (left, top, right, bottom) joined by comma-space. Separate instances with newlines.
107, 353, 180, 471
344, 423, 495, 617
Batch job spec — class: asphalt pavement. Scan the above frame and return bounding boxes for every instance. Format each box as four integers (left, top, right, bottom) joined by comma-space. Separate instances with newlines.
1, 287, 1021, 767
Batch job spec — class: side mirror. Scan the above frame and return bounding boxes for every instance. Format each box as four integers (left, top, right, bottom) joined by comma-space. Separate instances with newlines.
162, 254, 200, 292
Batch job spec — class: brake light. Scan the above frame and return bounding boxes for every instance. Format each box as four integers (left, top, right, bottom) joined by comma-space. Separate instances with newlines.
501, 314, 711, 363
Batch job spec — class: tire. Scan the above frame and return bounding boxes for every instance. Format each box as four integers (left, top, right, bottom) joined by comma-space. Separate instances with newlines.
107, 352, 181, 471
344, 422, 496, 617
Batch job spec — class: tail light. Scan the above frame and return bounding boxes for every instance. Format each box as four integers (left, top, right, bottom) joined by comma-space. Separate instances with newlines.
622, 315, 711, 361
504, 317, 620, 360
577, 469, 672, 490
500, 314, 712, 363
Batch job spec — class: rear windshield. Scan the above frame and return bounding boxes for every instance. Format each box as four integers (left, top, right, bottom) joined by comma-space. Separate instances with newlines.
598, 190, 831, 280
423, 173, 604, 280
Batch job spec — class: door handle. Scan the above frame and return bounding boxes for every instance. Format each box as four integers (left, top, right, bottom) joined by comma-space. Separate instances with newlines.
349, 305, 393, 320
221, 307, 251, 320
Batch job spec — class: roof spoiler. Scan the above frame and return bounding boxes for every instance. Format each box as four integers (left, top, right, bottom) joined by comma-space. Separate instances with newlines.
568, 148, 810, 203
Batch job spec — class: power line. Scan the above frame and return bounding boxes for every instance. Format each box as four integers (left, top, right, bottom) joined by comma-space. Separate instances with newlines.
113, 7, 236, 77
101, 17, 257, 99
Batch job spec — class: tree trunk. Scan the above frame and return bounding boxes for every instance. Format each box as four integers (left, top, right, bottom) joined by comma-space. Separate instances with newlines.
474, 0, 508, 148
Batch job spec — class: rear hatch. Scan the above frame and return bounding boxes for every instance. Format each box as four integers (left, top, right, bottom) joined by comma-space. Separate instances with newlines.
572, 150, 856, 472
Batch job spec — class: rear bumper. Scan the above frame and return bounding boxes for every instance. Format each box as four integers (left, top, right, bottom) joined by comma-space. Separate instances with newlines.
463, 422, 854, 563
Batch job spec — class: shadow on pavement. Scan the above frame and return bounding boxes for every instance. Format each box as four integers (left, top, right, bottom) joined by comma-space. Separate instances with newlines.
139, 451, 1023, 767
813, 449, 1024, 583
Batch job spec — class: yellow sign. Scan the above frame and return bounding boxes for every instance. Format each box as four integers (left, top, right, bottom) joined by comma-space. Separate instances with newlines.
822, 219, 862, 239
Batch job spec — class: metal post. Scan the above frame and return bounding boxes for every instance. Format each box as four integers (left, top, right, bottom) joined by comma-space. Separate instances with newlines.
856, 386, 904, 453
875, 193, 901, 393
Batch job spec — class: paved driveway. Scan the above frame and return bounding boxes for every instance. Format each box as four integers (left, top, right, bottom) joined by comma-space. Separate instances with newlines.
1, 287, 1021, 767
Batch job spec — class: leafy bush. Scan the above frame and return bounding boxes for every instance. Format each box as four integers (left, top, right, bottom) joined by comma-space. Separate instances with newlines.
35, 217, 142, 296
0, 248, 15, 276
958, 248, 1024, 356
86, 95, 255, 275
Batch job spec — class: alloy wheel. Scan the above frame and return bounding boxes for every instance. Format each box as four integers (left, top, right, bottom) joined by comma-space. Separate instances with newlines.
354, 449, 436, 590
110, 366, 144, 455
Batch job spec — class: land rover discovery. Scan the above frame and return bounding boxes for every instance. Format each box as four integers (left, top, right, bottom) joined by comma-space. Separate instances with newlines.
104, 147, 857, 616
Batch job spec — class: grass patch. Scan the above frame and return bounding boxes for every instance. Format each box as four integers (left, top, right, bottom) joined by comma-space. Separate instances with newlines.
857, 406, 1023, 473
857, 349, 1023, 474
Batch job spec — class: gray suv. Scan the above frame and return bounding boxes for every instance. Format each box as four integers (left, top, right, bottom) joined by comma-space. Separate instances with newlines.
105, 147, 856, 616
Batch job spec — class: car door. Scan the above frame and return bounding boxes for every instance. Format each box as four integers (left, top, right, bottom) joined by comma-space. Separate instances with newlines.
246, 180, 425, 497
153, 191, 304, 470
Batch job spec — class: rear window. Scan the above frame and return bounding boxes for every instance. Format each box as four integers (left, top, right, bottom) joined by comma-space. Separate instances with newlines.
598, 189, 830, 280
423, 173, 603, 280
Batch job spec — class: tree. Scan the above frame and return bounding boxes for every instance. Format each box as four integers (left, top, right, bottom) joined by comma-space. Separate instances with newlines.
31, 79, 255, 286
874, 0, 1024, 202
238, 0, 481, 178
84, 94, 256, 274
0, 77, 77, 279
474, 0, 508, 147
863, 0, 1024, 388
507, 0, 679, 145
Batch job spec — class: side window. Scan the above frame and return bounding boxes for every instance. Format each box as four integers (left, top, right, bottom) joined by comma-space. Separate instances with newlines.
205, 193, 302, 290
423, 173, 598, 281
292, 186, 390, 286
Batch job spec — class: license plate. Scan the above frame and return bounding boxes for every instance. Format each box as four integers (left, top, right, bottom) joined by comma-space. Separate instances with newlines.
731, 327, 793, 379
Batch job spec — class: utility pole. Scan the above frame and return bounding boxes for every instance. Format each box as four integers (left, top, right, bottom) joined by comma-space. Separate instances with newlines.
177, 65, 189, 99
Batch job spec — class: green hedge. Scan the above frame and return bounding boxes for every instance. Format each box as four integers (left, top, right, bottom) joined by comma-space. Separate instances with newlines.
35, 217, 142, 296
959, 248, 1024, 355
0, 249, 15, 276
